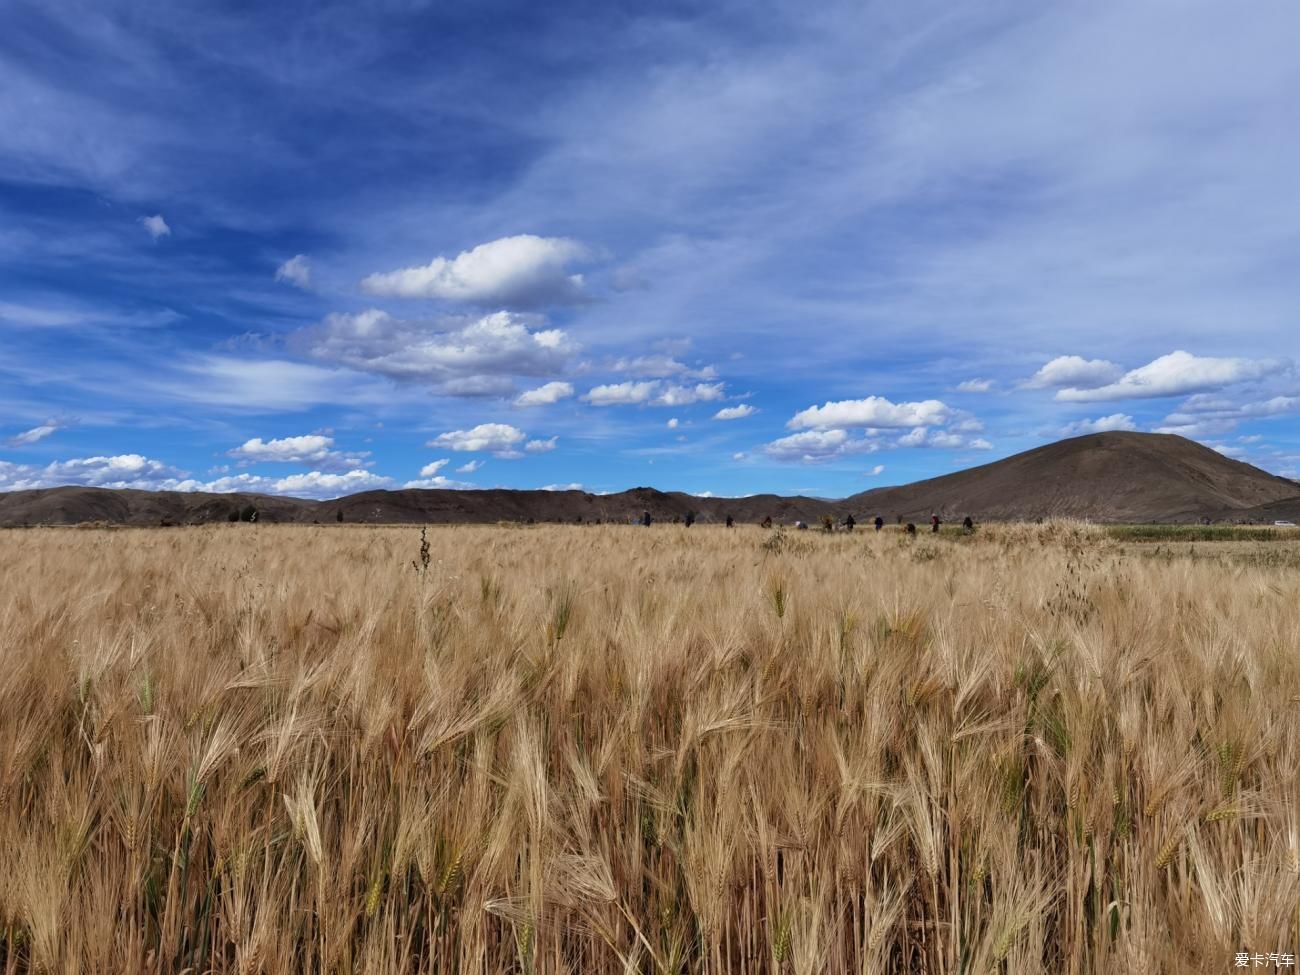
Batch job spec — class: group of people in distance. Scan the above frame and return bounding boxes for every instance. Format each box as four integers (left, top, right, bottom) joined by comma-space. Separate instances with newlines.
640, 509, 977, 534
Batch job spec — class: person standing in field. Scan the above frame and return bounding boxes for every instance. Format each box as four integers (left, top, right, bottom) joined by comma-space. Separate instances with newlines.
844, 513, 856, 532
725, 515, 734, 528
874, 515, 884, 532
905, 522, 917, 536
761, 516, 773, 529
963, 515, 974, 534
642, 510, 652, 527
685, 512, 695, 527
931, 513, 941, 533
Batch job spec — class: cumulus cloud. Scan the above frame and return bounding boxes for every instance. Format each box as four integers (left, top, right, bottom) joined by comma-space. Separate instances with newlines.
275, 255, 312, 288
1023, 356, 1124, 390
427, 423, 527, 456
667, 418, 680, 429
787, 396, 952, 431
1060, 413, 1138, 435
1161, 393, 1300, 426
763, 429, 880, 464
6, 421, 60, 447
455, 459, 484, 473
139, 214, 170, 239
514, 381, 574, 407
0, 451, 394, 499
1055, 351, 1290, 402
581, 380, 724, 407
1212, 445, 1249, 459
957, 378, 995, 393
655, 383, 724, 406
583, 381, 658, 406
191, 469, 394, 498
418, 459, 450, 477
611, 355, 717, 380
898, 427, 966, 449
403, 475, 475, 490
270, 470, 392, 498
524, 436, 558, 453
540, 483, 583, 491
968, 438, 994, 450
866, 464, 885, 476
713, 404, 756, 420
360, 235, 589, 307
0, 453, 189, 491
228, 434, 367, 470
295, 309, 574, 391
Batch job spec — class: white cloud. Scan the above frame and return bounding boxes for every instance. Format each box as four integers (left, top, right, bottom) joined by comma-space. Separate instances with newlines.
403, 475, 475, 490
657, 382, 725, 406
1055, 351, 1291, 402
1213, 445, 1248, 459
419, 459, 450, 477
188, 469, 395, 499
0, 303, 94, 328
582, 380, 726, 407
427, 423, 527, 455
296, 309, 574, 391
270, 469, 392, 498
1060, 413, 1138, 435
228, 434, 367, 469
524, 436, 558, 453
0, 453, 390, 500
788, 396, 952, 430
583, 381, 658, 406
6, 421, 59, 446
540, 483, 584, 491
275, 255, 312, 288
360, 235, 589, 307
455, 459, 484, 473
1152, 419, 1239, 438
155, 357, 388, 412
139, 214, 170, 239
0, 453, 189, 492
957, 378, 995, 393
763, 429, 880, 463
514, 381, 574, 406
612, 355, 717, 380
1160, 393, 1300, 429
713, 404, 756, 420
897, 427, 965, 449
968, 438, 994, 450
667, 418, 680, 429
1024, 356, 1124, 390
866, 464, 885, 476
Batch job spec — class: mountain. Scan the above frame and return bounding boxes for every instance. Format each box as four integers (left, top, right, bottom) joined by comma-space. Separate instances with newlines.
848, 431, 1300, 523
2, 433, 1297, 527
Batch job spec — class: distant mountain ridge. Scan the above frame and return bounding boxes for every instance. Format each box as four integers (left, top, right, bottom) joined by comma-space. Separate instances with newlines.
2, 433, 1298, 527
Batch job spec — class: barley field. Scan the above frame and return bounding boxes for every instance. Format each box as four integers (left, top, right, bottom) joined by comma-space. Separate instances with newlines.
1, 522, 1297, 973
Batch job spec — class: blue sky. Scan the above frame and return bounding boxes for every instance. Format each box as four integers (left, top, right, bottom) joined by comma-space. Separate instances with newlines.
2, 0, 1299, 499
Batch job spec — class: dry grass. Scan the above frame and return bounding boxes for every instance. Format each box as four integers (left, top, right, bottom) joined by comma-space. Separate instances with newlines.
1, 521, 1298, 973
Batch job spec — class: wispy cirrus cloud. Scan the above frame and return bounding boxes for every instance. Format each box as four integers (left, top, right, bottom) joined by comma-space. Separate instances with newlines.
6, 420, 60, 447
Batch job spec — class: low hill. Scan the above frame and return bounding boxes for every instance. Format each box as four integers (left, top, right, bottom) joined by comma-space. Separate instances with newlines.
849, 431, 1300, 523
2, 432, 1297, 527
0, 483, 842, 527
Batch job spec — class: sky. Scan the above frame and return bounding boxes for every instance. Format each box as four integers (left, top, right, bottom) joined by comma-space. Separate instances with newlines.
2, 0, 1299, 499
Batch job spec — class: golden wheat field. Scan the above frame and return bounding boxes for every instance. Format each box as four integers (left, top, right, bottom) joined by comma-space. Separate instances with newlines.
1, 522, 1298, 974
